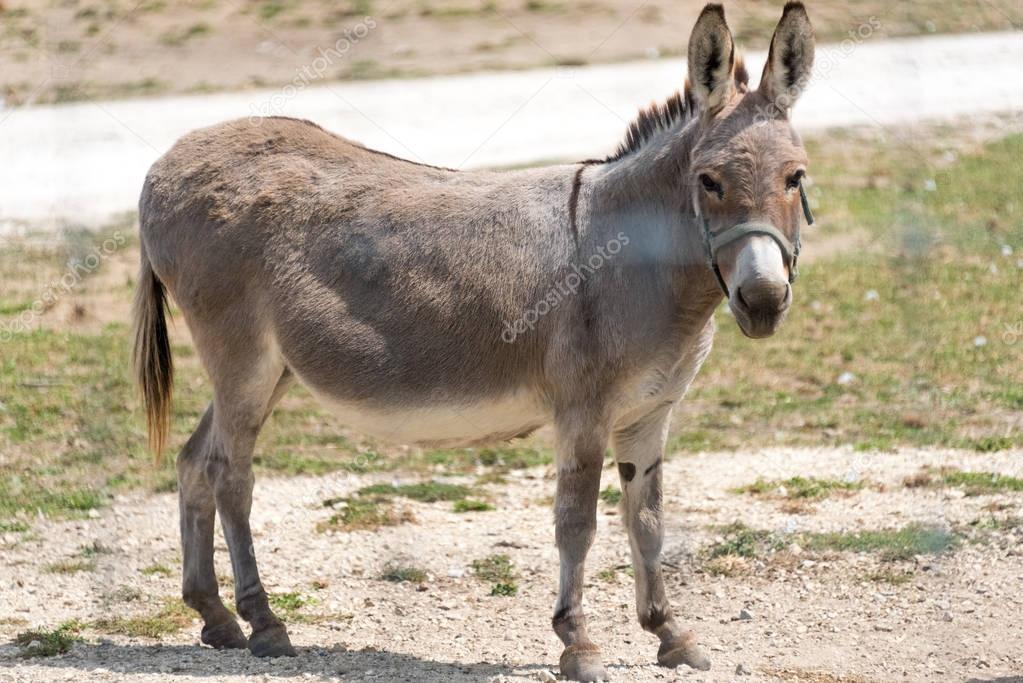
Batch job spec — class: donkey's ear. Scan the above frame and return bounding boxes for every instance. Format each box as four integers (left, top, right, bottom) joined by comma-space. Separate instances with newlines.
759, 2, 815, 112
686, 4, 735, 115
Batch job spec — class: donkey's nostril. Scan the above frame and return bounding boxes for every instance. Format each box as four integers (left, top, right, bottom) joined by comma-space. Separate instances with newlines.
735, 286, 749, 311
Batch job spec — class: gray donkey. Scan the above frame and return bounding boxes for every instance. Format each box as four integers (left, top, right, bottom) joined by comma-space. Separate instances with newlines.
133, 3, 814, 679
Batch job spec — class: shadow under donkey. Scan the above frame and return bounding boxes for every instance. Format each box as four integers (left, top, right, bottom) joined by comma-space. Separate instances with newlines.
0, 643, 537, 681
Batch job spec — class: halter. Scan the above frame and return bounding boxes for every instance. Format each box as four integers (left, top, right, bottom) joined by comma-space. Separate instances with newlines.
701, 182, 815, 299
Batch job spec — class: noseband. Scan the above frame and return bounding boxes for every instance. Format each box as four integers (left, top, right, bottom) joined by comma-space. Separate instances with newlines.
701, 182, 815, 299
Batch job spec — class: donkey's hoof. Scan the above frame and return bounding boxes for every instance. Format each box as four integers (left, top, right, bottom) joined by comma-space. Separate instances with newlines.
248, 624, 297, 658
559, 643, 606, 681
200, 620, 248, 650
657, 635, 711, 671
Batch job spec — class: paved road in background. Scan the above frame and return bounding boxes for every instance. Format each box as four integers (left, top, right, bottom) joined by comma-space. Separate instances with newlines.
1, 31, 1021, 230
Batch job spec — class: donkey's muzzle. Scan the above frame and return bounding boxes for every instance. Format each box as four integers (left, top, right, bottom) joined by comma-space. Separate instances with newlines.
730, 278, 791, 339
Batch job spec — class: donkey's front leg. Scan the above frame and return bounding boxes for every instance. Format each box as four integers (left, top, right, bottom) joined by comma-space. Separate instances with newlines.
552, 414, 608, 682
613, 407, 711, 671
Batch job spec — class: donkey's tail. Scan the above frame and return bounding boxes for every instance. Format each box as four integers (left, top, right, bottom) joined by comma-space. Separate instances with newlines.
132, 245, 173, 462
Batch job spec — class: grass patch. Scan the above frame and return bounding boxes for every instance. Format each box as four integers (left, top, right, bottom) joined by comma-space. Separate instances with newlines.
45, 542, 109, 573
733, 476, 864, 500
92, 599, 192, 638
940, 469, 1023, 495
704, 522, 784, 559
801, 524, 956, 562
0, 480, 104, 521
415, 445, 551, 474
472, 554, 518, 596
267, 591, 319, 622
357, 481, 470, 503
317, 497, 414, 532
703, 522, 957, 568
380, 562, 428, 583
904, 467, 1023, 495
15, 621, 83, 657
453, 499, 494, 512
599, 485, 622, 505
0, 520, 30, 533
596, 565, 632, 582
140, 563, 172, 577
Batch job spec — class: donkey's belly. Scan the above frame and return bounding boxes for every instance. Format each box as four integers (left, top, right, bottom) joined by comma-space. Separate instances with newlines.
310, 389, 549, 448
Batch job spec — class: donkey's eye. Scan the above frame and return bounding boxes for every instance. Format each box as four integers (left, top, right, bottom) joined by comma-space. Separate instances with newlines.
699, 174, 723, 197
786, 170, 806, 191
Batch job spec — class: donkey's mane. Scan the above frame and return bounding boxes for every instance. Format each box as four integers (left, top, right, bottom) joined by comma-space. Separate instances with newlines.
604, 55, 749, 163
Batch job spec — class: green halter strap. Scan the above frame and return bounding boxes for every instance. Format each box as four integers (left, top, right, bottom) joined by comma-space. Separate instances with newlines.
702, 181, 814, 299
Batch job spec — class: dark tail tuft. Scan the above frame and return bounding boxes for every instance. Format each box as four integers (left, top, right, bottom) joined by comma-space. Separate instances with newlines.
132, 247, 173, 462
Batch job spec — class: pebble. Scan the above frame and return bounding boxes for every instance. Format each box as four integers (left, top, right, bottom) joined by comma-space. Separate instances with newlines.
738, 608, 753, 621
536, 670, 557, 682
736, 663, 753, 676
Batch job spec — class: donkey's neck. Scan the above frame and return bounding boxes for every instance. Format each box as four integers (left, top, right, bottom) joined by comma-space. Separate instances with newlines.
580, 120, 723, 325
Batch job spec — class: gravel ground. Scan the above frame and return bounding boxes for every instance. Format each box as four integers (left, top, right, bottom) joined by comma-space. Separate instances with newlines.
1, 445, 1022, 682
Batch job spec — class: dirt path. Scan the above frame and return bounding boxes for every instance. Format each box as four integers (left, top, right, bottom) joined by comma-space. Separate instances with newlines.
2, 445, 1021, 682
3, 30, 1023, 229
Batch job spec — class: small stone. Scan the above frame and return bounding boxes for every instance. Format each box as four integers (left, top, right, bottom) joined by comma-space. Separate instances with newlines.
536, 670, 557, 682
973, 336, 988, 348
736, 663, 753, 676
738, 608, 753, 621
942, 611, 953, 622
837, 371, 856, 386
864, 289, 879, 301
87, 508, 100, 519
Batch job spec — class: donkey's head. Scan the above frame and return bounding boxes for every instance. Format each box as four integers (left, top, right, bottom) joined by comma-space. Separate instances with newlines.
687, 2, 815, 338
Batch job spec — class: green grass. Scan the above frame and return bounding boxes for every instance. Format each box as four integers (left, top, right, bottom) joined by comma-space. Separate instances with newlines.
140, 563, 173, 577
357, 481, 471, 503
380, 563, 428, 583
472, 554, 518, 596
732, 476, 864, 500
801, 524, 957, 562
703, 522, 784, 560
92, 599, 192, 638
940, 470, 1023, 495
317, 497, 413, 532
44, 542, 108, 574
453, 499, 494, 512
267, 591, 318, 622
703, 522, 957, 565
905, 467, 1023, 495
599, 485, 622, 505
15, 621, 82, 657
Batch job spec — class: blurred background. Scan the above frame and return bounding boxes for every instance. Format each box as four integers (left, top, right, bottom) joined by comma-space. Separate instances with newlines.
1, 2, 1022, 681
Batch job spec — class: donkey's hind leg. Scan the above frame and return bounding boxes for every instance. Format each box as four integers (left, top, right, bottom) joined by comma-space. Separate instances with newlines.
178, 405, 248, 650
613, 406, 710, 672
207, 363, 297, 658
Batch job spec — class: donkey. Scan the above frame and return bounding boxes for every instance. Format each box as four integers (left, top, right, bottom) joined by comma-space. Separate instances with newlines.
133, 3, 814, 679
